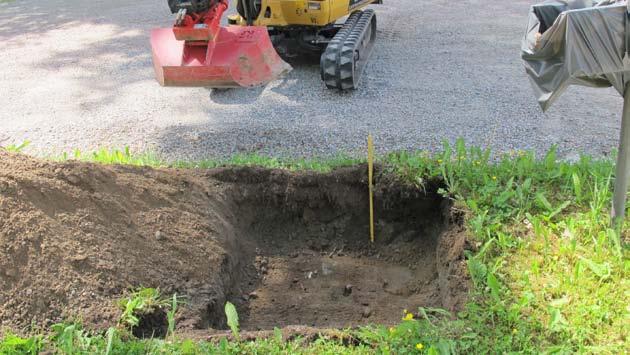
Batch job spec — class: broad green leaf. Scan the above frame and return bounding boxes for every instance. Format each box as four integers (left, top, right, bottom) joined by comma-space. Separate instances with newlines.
579, 257, 611, 281
535, 193, 553, 212
225, 301, 240, 340
549, 308, 567, 332
547, 200, 571, 220
487, 272, 501, 301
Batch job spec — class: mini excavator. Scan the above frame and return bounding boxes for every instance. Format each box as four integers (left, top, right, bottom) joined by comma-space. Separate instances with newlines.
151, 0, 381, 89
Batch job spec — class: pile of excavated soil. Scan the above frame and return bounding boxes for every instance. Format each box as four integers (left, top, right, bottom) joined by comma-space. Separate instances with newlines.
0, 150, 470, 335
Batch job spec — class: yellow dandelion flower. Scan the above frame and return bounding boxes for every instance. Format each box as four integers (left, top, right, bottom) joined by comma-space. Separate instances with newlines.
416, 343, 424, 350
512, 328, 518, 334
403, 312, 414, 321
492, 176, 497, 180
437, 159, 443, 164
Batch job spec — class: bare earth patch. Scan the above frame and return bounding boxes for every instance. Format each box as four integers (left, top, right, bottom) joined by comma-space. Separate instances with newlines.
0, 151, 469, 336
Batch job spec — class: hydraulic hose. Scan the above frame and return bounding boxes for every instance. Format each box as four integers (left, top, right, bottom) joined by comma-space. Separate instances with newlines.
237, 0, 257, 25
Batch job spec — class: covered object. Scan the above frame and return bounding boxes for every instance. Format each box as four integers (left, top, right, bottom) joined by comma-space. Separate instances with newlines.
521, 0, 630, 223
522, 0, 627, 111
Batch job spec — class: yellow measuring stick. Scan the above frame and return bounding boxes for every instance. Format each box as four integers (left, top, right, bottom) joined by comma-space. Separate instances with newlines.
368, 134, 375, 243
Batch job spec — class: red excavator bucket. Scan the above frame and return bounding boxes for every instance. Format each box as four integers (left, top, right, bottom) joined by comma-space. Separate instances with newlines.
150, 3, 290, 88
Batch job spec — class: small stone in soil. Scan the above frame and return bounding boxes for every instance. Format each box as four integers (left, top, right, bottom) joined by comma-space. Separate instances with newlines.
248, 291, 258, 299
362, 307, 372, 318
155, 230, 164, 241
343, 284, 353, 296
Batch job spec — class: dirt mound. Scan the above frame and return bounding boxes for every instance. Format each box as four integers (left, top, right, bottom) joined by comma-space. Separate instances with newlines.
0, 150, 469, 335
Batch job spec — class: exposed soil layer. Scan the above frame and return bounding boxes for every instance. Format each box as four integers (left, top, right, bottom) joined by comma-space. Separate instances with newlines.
0, 150, 469, 335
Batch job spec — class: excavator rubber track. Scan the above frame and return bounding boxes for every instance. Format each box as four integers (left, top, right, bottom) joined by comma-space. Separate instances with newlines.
321, 9, 377, 90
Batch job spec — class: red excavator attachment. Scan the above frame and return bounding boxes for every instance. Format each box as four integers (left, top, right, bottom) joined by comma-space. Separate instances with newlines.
150, 0, 291, 88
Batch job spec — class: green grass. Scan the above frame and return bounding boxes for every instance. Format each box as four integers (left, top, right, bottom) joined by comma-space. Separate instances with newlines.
117, 288, 171, 332
49, 146, 362, 172
1, 139, 628, 354
4, 140, 31, 153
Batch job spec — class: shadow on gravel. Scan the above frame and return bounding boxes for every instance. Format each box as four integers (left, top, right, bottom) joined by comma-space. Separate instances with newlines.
208, 87, 266, 105
206, 65, 362, 107
0, 0, 73, 40
0, 0, 165, 40
1, 0, 166, 109
33, 29, 152, 109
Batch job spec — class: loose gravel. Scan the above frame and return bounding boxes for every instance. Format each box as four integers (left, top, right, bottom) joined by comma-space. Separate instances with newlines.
0, 0, 623, 161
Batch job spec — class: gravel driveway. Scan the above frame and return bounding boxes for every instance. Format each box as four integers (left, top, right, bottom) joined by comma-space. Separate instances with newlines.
0, 0, 623, 161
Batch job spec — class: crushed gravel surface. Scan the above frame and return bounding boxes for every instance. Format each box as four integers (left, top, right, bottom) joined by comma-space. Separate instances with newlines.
0, 0, 623, 161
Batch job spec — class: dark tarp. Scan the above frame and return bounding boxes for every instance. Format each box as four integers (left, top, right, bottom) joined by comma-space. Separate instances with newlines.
521, 0, 630, 111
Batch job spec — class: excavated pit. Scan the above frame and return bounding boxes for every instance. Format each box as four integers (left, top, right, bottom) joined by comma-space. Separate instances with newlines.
199, 167, 469, 331
0, 151, 469, 336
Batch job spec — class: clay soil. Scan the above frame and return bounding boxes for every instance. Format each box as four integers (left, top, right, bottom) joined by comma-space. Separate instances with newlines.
0, 150, 470, 336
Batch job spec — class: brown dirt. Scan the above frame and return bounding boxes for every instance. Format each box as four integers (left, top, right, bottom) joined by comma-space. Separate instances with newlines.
0, 150, 470, 336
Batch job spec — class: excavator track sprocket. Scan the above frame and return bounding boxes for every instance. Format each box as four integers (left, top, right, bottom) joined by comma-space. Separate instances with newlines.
320, 9, 377, 90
